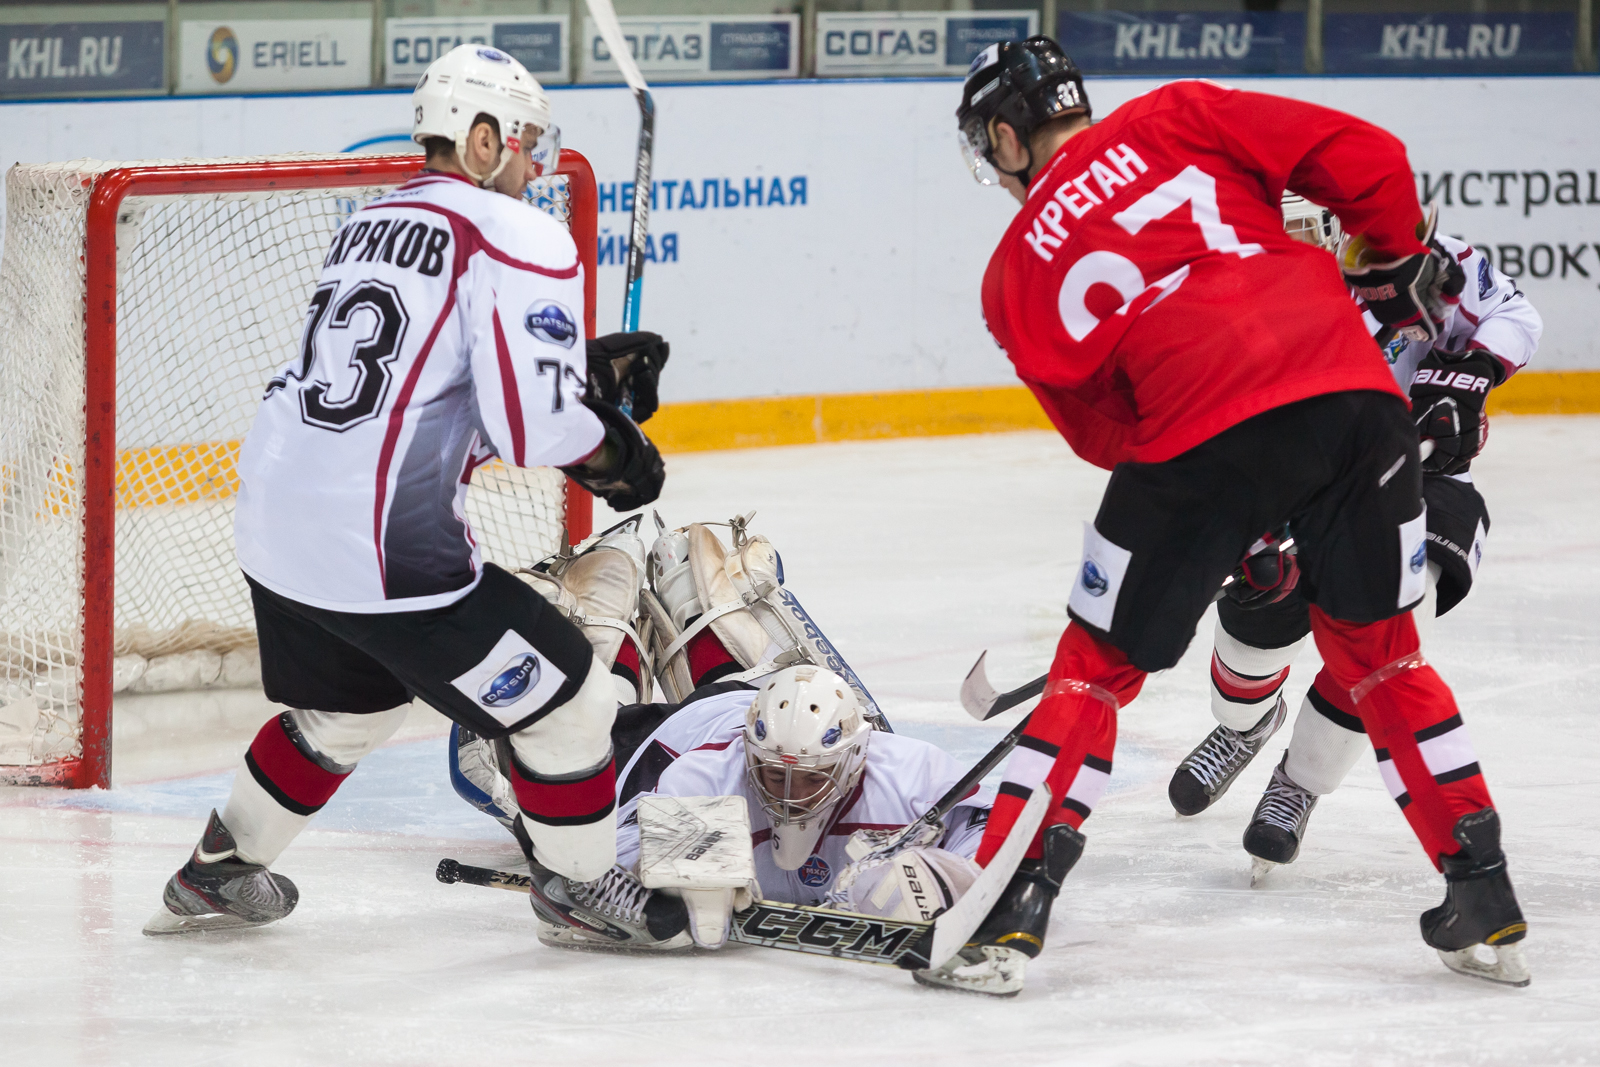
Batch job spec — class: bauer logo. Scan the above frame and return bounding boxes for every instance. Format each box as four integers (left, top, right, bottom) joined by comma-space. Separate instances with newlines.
1080, 558, 1110, 597
798, 856, 831, 887
1410, 541, 1428, 574
524, 301, 577, 348
479, 653, 541, 707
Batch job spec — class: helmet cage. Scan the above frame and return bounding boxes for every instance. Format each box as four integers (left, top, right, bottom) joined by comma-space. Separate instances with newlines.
1281, 191, 1343, 254
743, 740, 866, 828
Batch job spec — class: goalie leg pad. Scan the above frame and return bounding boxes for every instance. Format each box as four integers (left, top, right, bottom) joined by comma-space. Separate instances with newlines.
507, 657, 621, 880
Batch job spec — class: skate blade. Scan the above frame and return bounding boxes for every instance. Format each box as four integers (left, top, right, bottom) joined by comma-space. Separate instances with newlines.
1437, 941, 1530, 987
142, 905, 277, 937
1249, 857, 1278, 887
536, 921, 692, 953
912, 947, 1027, 998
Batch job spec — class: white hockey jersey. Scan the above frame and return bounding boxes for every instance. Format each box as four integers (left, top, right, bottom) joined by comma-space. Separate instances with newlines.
235, 172, 604, 613
614, 688, 993, 906
1367, 233, 1542, 393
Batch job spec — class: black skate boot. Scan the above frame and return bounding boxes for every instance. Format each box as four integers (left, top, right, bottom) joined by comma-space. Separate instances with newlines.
913, 824, 1086, 997
1168, 695, 1286, 816
1421, 808, 1530, 986
1243, 755, 1318, 885
143, 809, 298, 936
514, 816, 691, 951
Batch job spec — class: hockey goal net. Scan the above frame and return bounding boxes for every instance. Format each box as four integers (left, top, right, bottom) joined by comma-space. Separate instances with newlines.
0, 151, 598, 788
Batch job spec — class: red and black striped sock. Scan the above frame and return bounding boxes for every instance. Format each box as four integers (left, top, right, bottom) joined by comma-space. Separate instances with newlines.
242, 713, 351, 817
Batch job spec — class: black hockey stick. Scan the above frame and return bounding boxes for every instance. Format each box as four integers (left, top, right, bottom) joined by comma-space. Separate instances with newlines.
585, 0, 655, 417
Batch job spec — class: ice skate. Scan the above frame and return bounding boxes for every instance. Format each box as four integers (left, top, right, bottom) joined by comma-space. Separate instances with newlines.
1169, 695, 1287, 816
525, 849, 691, 952
1244, 755, 1318, 885
1421, 808, 1530, 987
143, 810, 299, 936
914, 824, 1085, 997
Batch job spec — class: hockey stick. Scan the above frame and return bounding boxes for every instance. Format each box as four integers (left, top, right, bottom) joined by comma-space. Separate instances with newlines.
435, 784, 1051, 972
962, 531, 1309, 721
584, 0, 655, 415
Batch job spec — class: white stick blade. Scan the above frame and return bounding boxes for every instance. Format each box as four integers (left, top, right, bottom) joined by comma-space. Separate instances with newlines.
928, 784, 1051, 967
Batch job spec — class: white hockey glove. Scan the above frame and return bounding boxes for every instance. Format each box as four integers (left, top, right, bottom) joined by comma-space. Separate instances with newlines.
825, 845, 980, 921
636, 795, 758, 949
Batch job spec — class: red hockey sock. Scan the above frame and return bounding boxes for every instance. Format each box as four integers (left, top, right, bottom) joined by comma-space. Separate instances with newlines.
975, 624, 1145, 866
686, 628, 740, 687
243, 713, 351, 816
1310, 608, 1493, 866
509, 753, 617, 827
612, 636, 644, 698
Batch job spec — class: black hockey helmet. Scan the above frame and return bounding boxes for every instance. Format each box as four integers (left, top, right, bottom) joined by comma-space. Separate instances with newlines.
956, 36, 1090, 186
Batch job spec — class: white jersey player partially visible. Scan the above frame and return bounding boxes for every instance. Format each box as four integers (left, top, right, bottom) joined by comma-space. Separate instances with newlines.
146, 45, 675, 940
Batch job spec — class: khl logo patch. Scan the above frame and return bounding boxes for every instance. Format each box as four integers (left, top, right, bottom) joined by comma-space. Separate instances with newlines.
798, 855, 831, 887
1080, 558, 1109, 597
1477, 257, 1494, 300
479, 653, 541, 707
524, 301, 577, 348
1410, 541, 1428, 574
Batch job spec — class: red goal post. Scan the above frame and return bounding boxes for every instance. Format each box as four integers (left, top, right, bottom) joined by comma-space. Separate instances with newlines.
0, 151, 598, 789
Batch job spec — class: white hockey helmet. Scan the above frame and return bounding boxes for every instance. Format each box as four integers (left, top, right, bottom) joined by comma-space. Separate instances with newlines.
1280, 191, 1342, 254
411, 43, 560, 187
744, 666, 871, 870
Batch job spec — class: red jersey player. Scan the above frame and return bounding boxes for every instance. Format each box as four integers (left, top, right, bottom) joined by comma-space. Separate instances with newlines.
920, 39, 1528, 995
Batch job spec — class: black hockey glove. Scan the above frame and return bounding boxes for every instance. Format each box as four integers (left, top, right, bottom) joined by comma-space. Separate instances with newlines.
1345, 244, 1465, 346
1223, 532, 1301, 611
586, 332, 669, 423
1409, 347, 1505, 476
560, 397, 665, 512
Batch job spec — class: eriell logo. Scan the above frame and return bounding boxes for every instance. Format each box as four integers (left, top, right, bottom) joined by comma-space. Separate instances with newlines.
524, 301, 577, 348
480, 652, 541, 707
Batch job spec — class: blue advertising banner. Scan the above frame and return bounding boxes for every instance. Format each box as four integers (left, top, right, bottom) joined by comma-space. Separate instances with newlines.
1057, 12, 1305, 74
1323, 14, 1574, 74
2, 21, 165, 96
493, 23, 563, 75
708, 20, 792, 72
944, 16, 1033, 68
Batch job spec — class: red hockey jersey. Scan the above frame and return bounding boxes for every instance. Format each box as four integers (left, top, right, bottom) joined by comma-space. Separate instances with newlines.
981, 80, 1421, 469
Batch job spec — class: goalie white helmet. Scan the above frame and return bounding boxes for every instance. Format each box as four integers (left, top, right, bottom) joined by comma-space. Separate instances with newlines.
1280, 191, 1342, 254
411, 43, 561, 187
744, 666, 872, 870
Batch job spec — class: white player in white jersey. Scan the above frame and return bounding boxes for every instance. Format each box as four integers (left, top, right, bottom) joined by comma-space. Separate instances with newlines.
146, 44, 678, 941
1167, 195, 1542, 876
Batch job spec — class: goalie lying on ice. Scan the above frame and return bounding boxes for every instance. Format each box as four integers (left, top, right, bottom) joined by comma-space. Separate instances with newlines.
450, 516, 993, 955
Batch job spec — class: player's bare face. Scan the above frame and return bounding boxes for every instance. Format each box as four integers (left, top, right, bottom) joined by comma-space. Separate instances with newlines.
755, 765, 833, 811
987, 121, 1031, 204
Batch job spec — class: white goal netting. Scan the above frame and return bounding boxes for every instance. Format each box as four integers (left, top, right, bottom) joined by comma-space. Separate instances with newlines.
0, 154, 578, 770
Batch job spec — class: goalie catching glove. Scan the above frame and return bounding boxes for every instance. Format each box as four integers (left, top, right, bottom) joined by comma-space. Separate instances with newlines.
1342, 206, 1465, 345
587, 332, 669, 423
560, 398, 665, 512
1409, 347, 1504, 476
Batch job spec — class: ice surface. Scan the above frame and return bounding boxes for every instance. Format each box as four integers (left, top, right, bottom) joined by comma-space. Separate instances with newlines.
4, 420, 1598, 1066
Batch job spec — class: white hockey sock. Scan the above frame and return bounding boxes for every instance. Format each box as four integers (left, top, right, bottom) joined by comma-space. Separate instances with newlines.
1281, 693, 1368, 797
223, 705, 409, 866
1209, 622, 1307, 731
